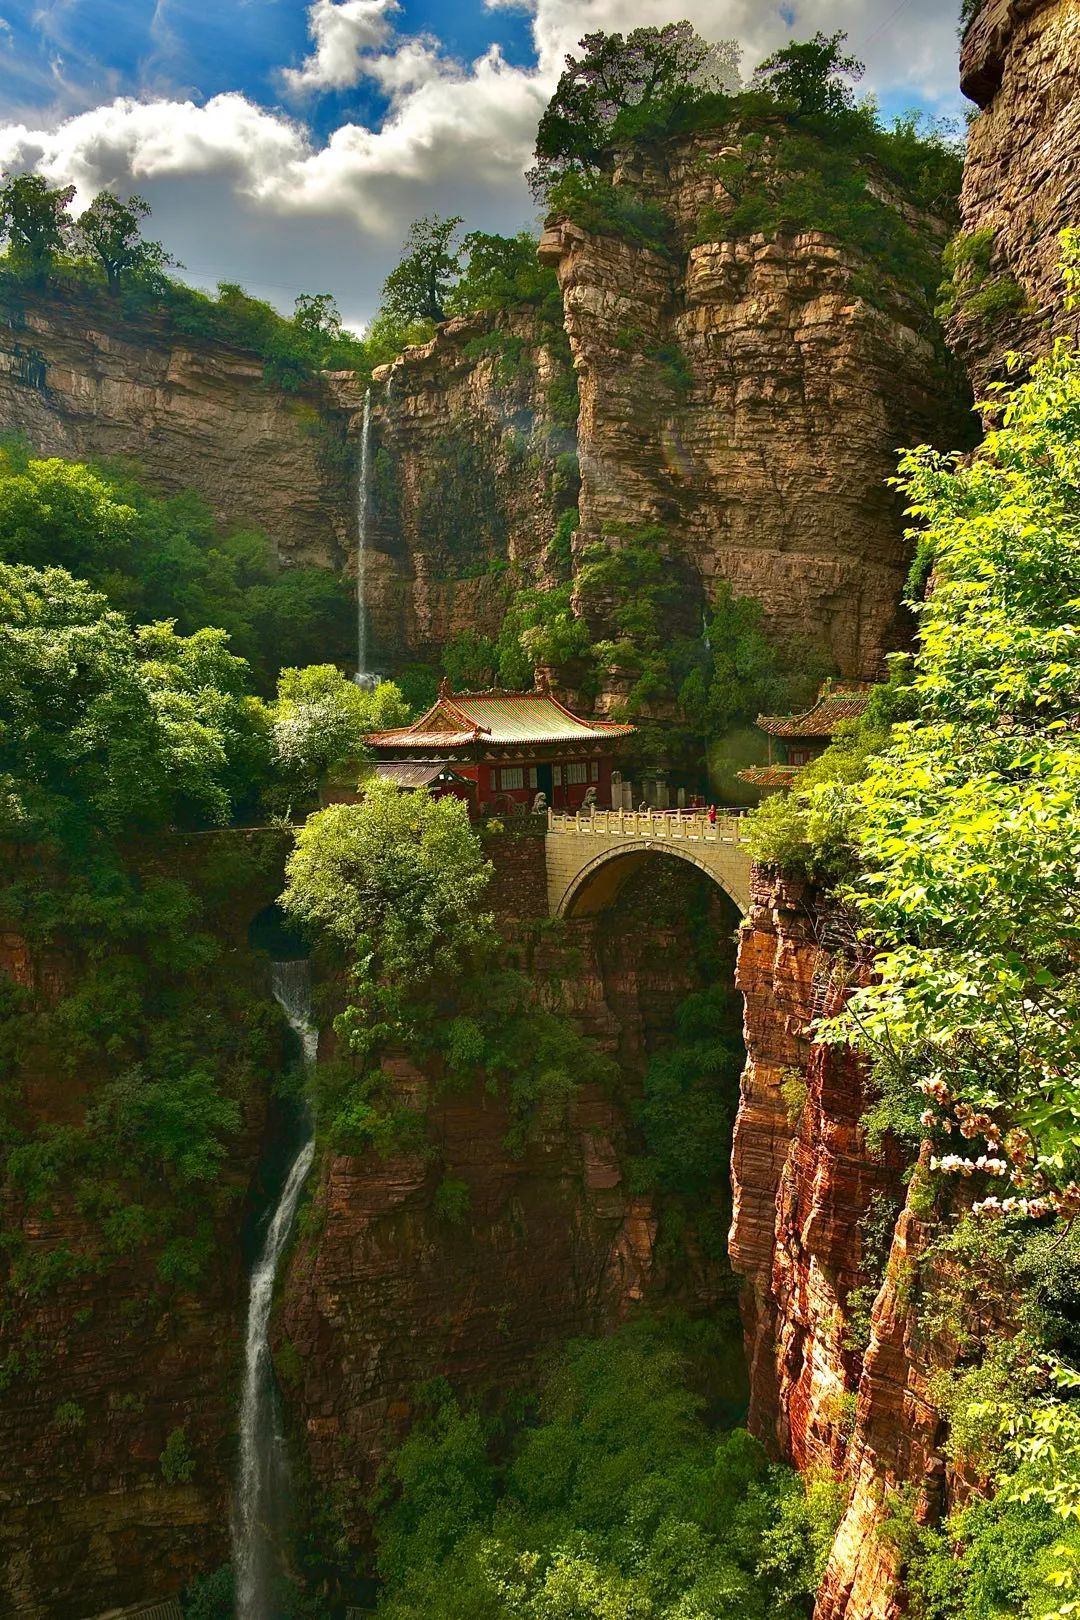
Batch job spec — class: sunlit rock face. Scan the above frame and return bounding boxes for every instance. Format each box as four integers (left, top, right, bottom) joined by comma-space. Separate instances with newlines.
0, 283, 356, 568
952, 0, 1080, 396
537, 129, 972, 692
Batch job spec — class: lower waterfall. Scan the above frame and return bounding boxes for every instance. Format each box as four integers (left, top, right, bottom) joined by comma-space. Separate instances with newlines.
233, 960, 317, 1618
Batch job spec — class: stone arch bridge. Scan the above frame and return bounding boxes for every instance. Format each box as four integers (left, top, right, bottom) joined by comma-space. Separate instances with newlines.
545, 808, 753, 919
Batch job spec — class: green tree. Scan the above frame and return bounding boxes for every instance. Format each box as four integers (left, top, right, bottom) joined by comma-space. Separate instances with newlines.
447, 231, 559, 319
819, 243, 1080, 1209
529, 24, 741, 201
381, 215, 464, 325
0, 563, 266, 838
371, 1324, 841, 1620
269, 663, 408, 804
0, 173, 74, 284
76, 191, 175, 293
281, 779, 495, 1053
751, 31, 865, 122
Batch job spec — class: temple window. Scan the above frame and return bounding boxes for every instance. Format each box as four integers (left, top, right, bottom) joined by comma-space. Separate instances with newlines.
500, 766, 524, 790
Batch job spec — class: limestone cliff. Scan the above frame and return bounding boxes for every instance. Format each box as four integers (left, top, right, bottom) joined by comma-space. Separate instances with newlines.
952, 0, 1080, 394
730, 869, 1013, 1620
536, 132, 971, 688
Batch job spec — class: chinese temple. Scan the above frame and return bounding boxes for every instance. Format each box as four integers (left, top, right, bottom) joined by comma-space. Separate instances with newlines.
364, 681, 636, 814
737, 679, 874, 791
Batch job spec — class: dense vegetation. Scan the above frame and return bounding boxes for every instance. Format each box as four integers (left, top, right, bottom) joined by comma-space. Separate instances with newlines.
0, 442, 352, 692
742, 239, 1080, 1615
281, 783, 616, 1155
369, 1320, 842, 1620
531, 28, 962, 304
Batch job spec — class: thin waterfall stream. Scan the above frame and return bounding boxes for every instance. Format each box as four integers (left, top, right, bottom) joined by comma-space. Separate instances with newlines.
233, 960, 317, 1619
354, 386, 375, 690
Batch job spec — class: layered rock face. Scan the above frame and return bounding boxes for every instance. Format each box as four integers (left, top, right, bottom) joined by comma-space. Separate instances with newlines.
334, 312, 573, 669
278, 844, 745, 1553
953, 0, 1080, 392
730, 869, 990, 1620
538, 134, 971, 686
0, 284, 354, 567
0, 834, 288, 1618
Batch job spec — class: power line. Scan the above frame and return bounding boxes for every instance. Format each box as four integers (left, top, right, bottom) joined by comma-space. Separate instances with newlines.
854, 0, 920, 53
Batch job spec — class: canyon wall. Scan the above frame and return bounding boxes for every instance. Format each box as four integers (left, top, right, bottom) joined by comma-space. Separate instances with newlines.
952, 0, 1080, 393
730, 871, 970, 1620
0, 832, 288, 1618
278, 841, 746, 1571
0, 283, 355, 568
539, 173, 968, 686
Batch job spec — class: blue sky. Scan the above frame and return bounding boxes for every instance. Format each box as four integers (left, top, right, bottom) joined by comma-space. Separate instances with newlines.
0, 0, 969, 327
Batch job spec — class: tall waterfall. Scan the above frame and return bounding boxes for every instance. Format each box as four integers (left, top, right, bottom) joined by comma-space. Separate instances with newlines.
233, 960, 317, 1619
354, 387, 375, 690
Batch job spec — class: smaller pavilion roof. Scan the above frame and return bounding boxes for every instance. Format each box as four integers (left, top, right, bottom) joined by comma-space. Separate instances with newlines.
373, 760, 474, 789
367, 681, 636, 751
736, 764, 802, 790
757, 680, 874, 739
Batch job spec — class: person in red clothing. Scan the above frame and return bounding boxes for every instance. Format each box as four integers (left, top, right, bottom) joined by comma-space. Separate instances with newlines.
707, 803, 717, 826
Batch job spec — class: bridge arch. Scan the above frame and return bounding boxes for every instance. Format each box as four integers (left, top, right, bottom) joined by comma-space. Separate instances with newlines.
551, 836, 750, 920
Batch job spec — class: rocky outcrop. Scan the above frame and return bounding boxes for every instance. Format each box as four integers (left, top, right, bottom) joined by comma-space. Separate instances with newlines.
538, 131, 972, 688
0, 283, 355, 568
952, 0, 1080, 393
730, 869, 999, 1620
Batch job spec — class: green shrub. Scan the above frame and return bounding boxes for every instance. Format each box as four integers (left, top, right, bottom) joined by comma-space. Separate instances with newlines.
52, 1400, 86, 1434
545, 172, 675, 257
433, 1177, 471, 1225
160, 1425, 196, 1484
371, 1321, 841, 1620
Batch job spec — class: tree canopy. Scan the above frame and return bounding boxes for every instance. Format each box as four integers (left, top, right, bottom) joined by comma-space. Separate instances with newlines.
751, 31, 864, 122
530, 23, 741, 200
381, 215, 464, 325
0, 173, 74, 284
75, 192, 174, 293
371, 1323, 842, 1620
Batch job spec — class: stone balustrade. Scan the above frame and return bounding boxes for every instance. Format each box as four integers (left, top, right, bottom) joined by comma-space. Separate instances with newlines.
545, 807, 753, 916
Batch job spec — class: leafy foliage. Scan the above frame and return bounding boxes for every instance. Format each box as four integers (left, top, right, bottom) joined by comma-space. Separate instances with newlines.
75, 192, 174, 293
822, 308, 1080, 1203
0, 446, 353, 692
268, 663, 408, 809
751, 32, 863, 121
630, 984, 743, 1200
371, 1322, 843, 1620
282, 780, 495, 1058
0, 173, 74, 283
529, 24, 741, 201
382, 215, 464, 325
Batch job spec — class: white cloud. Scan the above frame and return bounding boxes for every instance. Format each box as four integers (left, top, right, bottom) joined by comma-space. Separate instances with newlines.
282, 0, 400, 93
0, 0, 967, 327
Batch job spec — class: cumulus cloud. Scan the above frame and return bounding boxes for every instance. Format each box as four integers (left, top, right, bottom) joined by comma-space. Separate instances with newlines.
0, 0, 967, 327
282, 0, 400, 93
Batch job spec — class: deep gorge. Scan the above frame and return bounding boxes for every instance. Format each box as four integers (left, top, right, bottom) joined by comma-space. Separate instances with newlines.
2, 3, 1079, 1617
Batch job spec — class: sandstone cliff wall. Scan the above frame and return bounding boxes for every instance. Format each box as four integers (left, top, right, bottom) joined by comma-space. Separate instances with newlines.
952, 0, 1080, 393
730, 869, 992, 1620
536, 132, 971, 689
0, 832, 289, 1618
278, 844, 745, 1565
0, 283, 355, 568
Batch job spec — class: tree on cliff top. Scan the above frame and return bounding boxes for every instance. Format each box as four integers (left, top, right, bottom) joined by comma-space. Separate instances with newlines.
381, 215, 464, 325
76, 191, 176, 293
751, 31, 864, 123
0, 173, 74, 285
529, 23, 741, 201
